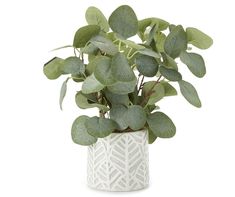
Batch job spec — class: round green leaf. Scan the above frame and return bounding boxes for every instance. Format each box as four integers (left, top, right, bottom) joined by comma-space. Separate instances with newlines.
111, 52, 135, 82
164, 25, 187, 59
85, 117, 117, 138
178, 80, 201, 108
71, 115, 97, 146
75, 91, 109, 112
82, 74, 105, 94
62, 56, 85, 75
110, 104, 128, 130
180, 51, 206, 78
107, 78, 137, 95
85, 6, 109, 32
159, 66, 182, 81
126, 105, 147, 130
108, 5, 138, 39
147, 112, 176, 138
148, 128, 157, 144
136, 54, 159, 77
73, 25, 100, 48
104, 89, 129, 106
94, 56, 116, 85
43, 57, 64, 80
186, 27, 213, 49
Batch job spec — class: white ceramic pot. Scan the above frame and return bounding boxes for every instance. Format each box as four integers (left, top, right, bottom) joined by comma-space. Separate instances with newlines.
87, 130, 149, 192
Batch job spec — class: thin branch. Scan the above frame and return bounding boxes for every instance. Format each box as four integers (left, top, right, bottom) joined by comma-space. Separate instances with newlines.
137, 75, 145, 95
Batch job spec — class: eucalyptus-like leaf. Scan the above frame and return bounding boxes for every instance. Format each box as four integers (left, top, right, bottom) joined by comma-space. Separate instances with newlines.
43, 57, 64, 80
155, 32, 166, 52
94, 56, 116, 85
160, 81, 177, 96
85, 116, 117, 138
162, 53, 178, 70
146, 24, 158, 45
108, 5, 138, 39
121, 40, 145, 50
71, 115, 97, 146
75, 91, 109, 112
81, 43, 99, 54
111, 52, 135, 82
142, 81, 165, 105
147, 112, 176, 138
136, 54, 159, 77
107, 78, 137, 95
138, 18, 169, 34
178, 80, 201, 108
85, 6, 109, 32
159, 66, 182, 81
186, 27, 213, 49
180, 51, 206, 78
73, 25, 100, 48
104, 89, 129, 106
138, 48, 160, 58
110, 104, 128, 130
82, 74, 105, 94
90, 35, 118, 55
62, 56, 85, 75
125, 105, 147, 130
148, 128, 157, 144
59, 78, 69, 110
164, 25, 187, 59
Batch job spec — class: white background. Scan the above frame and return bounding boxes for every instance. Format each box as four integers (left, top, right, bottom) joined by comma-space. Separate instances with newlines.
0, 0, 234, 196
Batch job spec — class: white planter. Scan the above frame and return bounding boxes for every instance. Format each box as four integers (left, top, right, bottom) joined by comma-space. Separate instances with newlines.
87, 130, 149, 192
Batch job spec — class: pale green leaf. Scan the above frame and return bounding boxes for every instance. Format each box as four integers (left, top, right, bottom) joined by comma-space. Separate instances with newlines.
82, 74, 105, 94
43, 57, 64, 80
62, 56, 85, 75
160, 81, 177, 96
159, 66, 182, 81
121, 40, 145, 50
59, 78, 68, 110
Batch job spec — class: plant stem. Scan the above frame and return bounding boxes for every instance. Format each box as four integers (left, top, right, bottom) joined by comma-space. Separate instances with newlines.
137, 75, 145, 95
127, 51, 139, 60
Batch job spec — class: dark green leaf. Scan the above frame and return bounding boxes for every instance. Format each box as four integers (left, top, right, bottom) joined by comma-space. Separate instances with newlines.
135, 54, 159, 77
138, 48, 160, 58
85, 116, 117, 138
148, 128, 157, 144
164, 25, 187, 59
162, 53, 178, 70
111, 52, 135, 82
159, 66, 182, 81
186, 27, 213, 49
104, 89, 129, 106
43, 57, 64, 80
81, 43, 99, 54
85, 6, 109, 32
178, 80, 201, 108
73, 25, 100, 48
180, 51, 206, 78
71, 115, 97, 146
110, 104, 128, 130
90, 35, 118, 55
94, 56, 116, 85
62, 56, 85, 75
147, 112, 176, 138
82, 74, 105, 94
109, 5, 138, 38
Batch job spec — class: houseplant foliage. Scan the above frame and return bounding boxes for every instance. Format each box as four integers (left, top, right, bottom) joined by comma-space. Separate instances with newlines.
44, 5, 213, 145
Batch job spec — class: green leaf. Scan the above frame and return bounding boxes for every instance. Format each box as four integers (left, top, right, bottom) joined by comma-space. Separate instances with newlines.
135, 54, 159, 77
71, 115, 97, 146
138, 48, 160, 58
43, 57, 64, 80
148, 128, 157, 144
111, 52, 135, 82
138, 18, 169, 34
81, 43, 99, 54
159, 66, 182, 81
164, 25, 187, 59
62, 56, 85, 75
180, 51, 206, 78
85, 117, 117, 138
93, 56, 116, 85
108, 5, 138, 39
178, 80, 201, 108
75, 91, 109, 112
160, 81, 177, 96
186, 27, 213, 49
142, 81, 165, 105
107, 78, 137, 95
104, 89, 129, 106
90, 35, 118, 55
162, 53, 178, 70
147, 112, 176, 138
73, 25, 100, 48
125, 105, 147, 130
121, 40, 145, 50
146, 24, 158, 45
155, 32, 166, 52
110, 104, 128, 130
85, 6, 109, 32
82, 74, 105, 94
59, 78, 69, 110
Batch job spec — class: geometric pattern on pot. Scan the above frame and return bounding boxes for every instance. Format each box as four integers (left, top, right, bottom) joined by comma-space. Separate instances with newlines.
87, 130, 149, 192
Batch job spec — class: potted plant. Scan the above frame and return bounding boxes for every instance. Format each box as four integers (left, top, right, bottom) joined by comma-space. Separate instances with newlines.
43, 5, 213, 192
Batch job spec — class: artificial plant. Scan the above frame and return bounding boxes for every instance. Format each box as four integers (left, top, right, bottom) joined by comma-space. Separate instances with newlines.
43, 5, 213, 145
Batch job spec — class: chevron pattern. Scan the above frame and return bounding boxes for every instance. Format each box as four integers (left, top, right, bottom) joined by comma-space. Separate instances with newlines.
87, 130, 149, 191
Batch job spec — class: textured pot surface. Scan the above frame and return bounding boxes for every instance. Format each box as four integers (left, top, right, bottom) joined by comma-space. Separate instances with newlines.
87, 130, 149, 192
